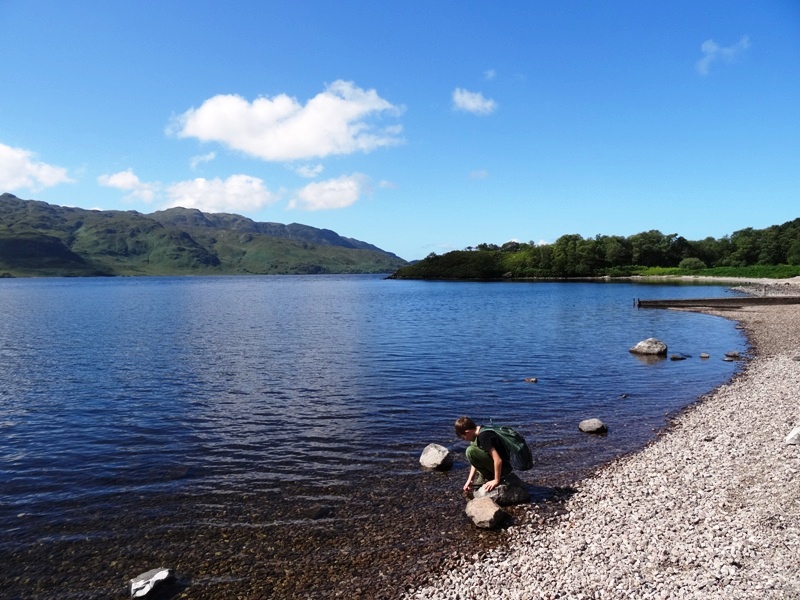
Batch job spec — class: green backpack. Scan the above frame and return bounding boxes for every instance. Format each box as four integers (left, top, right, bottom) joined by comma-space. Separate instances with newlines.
481, 424, 534, 471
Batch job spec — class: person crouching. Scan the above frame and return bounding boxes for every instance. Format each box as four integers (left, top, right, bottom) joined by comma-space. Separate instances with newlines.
454, 416, 512, 492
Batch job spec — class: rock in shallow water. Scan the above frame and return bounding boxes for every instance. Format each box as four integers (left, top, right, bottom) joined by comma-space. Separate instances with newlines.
419, 443, 453, 470
579, 418, 608, 434
465, 497, 508, 529
629, 338, 667, 355
473, 479, 531, 506
130, 567, 173, 598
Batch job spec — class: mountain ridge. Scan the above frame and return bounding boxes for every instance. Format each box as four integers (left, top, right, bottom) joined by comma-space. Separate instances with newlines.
0, 193, 406, 277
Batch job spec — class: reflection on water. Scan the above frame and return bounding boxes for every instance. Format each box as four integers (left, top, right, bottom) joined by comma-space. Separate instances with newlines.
0, 275, 747, 596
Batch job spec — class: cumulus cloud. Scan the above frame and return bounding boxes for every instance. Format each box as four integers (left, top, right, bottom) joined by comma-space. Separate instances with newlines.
98, 169, 158, 202
287, 173, 368, 211
0, 143, 73, 191
294, 163, 325, 178
169, 80, 404, 161
452, 88, 497, 115
696, 35, 750, 75
190, 152, 216, 169
164, 175, 279, 213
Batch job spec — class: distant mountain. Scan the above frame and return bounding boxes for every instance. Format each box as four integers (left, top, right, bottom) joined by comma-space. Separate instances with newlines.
0, 194, 407, 277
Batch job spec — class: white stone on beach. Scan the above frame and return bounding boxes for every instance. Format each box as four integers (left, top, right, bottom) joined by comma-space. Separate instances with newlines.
785, 426, 800, 445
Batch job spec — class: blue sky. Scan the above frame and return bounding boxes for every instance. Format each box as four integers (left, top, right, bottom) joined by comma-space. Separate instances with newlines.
1, 1, 798, 261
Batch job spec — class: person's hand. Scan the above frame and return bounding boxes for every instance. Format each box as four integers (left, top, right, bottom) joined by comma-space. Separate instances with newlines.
463, 480, 473, 492
482, 479, 500, 492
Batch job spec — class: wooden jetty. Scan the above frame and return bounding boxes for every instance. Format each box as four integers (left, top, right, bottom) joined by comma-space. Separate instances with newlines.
637, 296, 800, 309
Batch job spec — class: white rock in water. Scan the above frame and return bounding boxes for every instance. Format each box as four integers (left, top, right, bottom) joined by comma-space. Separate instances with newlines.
419, 443, 453, 470
629, 338, 668, 355
130, 567, 173, 598
579, 418, 608, 434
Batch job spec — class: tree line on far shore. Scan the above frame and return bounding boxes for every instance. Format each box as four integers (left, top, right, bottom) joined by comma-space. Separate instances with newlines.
391, 218, 800, 280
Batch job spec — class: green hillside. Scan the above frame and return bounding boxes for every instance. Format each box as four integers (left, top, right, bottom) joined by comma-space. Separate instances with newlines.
0, 194, 406, 277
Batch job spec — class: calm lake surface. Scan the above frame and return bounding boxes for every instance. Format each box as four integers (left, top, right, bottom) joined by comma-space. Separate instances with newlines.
0, 275, 747, 598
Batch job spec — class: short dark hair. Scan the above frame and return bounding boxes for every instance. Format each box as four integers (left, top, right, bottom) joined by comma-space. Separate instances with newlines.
454, 416, 477, 437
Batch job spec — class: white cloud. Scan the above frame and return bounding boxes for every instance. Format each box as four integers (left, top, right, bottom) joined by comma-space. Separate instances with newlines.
98, 169, 158, 202
165, 175, 279, 213
170, 80, 404, 161
469, 169, 489, 180
484, 69, 496, 81
294, 163, 325, 178
0, 143, 73, 191
696, 35, 750, 75
190, 152, 216, 169
378, 179, 397, 189
452, 88, 497, 115
287, 173, 368, 211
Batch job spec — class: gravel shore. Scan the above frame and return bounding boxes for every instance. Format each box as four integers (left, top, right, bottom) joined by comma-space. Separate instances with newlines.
406, 302, 800, 599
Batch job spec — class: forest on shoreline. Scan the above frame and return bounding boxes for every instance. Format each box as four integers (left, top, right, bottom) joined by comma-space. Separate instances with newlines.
391, 219, 800, 280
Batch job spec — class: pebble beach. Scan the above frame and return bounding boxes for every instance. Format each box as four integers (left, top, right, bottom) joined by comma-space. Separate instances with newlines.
407, 293, 800, 599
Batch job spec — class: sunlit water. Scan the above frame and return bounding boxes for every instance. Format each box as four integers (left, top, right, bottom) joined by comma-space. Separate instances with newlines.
0, 275, 747, 595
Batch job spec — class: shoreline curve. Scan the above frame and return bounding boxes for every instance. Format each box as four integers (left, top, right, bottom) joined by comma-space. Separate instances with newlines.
406, 300, 800, 598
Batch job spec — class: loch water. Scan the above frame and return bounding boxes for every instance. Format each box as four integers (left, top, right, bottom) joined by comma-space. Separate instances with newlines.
0, 275, 747, 598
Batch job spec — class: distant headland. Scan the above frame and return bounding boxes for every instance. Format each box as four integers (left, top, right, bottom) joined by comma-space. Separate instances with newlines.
0, 194, 407, 277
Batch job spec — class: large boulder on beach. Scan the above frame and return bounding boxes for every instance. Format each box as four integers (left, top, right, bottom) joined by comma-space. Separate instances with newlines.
419, 443, 453, 470
629, 338, 668, 355
465, 497, 508, 529
579, 418, 608, 434
473, 474, 531, 506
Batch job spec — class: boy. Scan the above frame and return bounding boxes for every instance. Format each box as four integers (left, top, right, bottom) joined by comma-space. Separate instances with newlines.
454, 416, 513, 492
